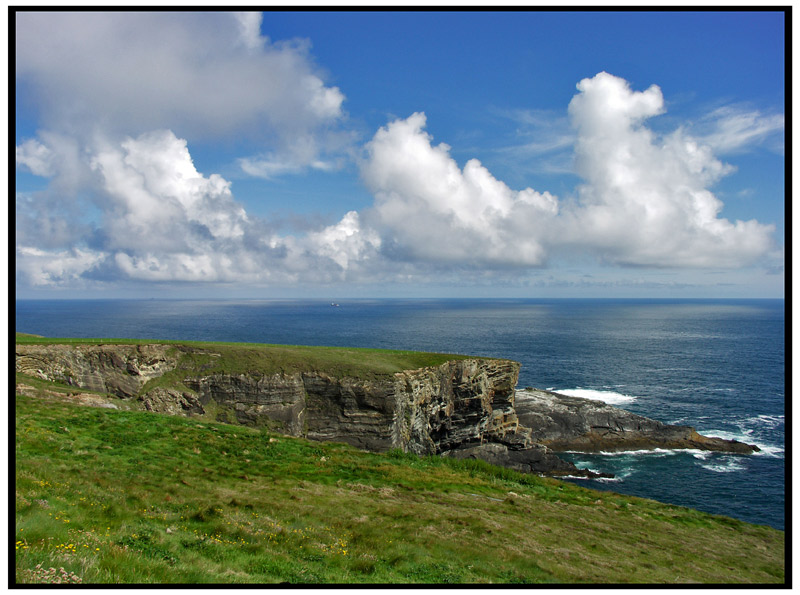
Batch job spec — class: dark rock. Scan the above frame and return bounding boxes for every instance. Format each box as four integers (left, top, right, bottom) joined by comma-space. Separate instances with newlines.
443, 442, 575, 475
514, 388, 759, 454
184, 373, 307, 435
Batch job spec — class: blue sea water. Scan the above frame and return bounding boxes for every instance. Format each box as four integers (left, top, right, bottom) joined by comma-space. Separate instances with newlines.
15, 298, 786, 530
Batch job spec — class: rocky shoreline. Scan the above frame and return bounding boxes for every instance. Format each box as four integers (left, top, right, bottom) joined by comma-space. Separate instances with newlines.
15, 341, 758, 478
514, 387, 759, 455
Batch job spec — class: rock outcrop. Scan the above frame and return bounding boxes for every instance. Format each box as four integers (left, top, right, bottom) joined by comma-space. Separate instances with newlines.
515, 388, 759, 454
15, 343, 179, 397
15, 342, 757, 478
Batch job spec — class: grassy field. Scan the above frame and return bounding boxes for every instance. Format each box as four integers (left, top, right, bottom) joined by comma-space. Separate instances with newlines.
14, 392, 785, 585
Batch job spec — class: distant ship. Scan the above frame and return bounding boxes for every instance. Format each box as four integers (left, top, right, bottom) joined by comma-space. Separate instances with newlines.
330, 302, 340, 307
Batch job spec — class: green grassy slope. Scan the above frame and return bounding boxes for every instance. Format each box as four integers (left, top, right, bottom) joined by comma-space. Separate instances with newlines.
15, 393, 784, 585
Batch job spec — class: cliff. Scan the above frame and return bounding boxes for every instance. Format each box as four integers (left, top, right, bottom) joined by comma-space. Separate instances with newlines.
15, 340, 757, 477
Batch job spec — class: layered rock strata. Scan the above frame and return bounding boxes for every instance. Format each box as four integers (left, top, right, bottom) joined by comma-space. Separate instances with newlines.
15, 343, 178, 397
15, 343, 757, 478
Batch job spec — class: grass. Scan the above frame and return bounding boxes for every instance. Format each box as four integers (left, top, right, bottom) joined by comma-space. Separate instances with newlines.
15, 392, 785, 585
15, 333, 476, 382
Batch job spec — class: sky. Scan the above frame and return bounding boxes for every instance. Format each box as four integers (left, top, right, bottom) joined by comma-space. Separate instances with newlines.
14, 9, 786, 299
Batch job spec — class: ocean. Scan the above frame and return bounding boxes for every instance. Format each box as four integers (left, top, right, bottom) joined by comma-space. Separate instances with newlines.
14, 298, 786, 530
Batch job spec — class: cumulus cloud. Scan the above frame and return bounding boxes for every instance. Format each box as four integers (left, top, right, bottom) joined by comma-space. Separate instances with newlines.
234, 12, 266, 51
562, 72, 774, 267
15, 54, 779, 292
15, 11, 345, 170
15, 129, 381, 288
361, 112, 559, 266
16, 246, 105, 286
14, 11, 375, 289
14, 11, 380, 289
357, 79, 775, 271
16, 139, 54, 177
307, 211, 382, 271
89, 130, 248, 253
16, 131, 95, 195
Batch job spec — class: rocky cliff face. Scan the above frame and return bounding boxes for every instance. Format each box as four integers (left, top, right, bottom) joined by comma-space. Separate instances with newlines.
15, 344, 179, 397
388, 360, 582, 475
15, 343, 757, 478
15, 344, 576, 473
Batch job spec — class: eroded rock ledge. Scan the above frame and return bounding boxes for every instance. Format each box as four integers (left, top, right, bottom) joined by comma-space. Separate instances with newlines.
15, 342, 758, 477
514, 388, 759, 455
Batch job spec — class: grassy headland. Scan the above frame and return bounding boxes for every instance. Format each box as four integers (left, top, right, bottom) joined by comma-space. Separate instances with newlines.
15, 390, 784, 584
15, 333, 473, 381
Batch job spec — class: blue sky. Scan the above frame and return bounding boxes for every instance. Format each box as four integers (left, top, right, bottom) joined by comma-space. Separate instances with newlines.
15, 9, 786, 298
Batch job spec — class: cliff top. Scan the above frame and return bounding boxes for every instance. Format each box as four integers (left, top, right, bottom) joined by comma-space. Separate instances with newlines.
15, 333, 487, 380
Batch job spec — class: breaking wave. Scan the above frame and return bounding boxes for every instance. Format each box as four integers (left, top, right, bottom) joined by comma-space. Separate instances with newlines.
547, 387, 638, 405
567, 447, 709, 457
698, 458, 747, 473
700, 414, 784, 458
701, 429, 784, 458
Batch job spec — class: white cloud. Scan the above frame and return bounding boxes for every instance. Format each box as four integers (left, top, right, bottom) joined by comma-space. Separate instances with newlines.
696, 105, 784, 154
307, 211, 381, 271
17, 246, 105, 286
89, 130, 249, 253
15, 131, 94, 195
15, 11, 345, 169
238, 132, 348, 179
239, 156, 338, 179
14, 11, 368, 288
16, 129, 380, 287
361, 112, 558, 266
16, 139, 54, 177
234, 12, 266, 51
569, 72, 666, 134
115, 252, 241, 283
357, 88, 775, 271
562, 72, 775, 267
15, 64, 779, 292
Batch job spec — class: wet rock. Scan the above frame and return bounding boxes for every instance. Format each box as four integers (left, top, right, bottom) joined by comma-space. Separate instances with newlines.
514, 388, 759, 454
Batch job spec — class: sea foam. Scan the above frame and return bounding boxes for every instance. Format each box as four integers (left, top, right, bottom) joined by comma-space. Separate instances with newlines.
699, 427, 784, 458
698, 458, 747, 473
547, 387, 637, 405
567, 447, 706, 458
